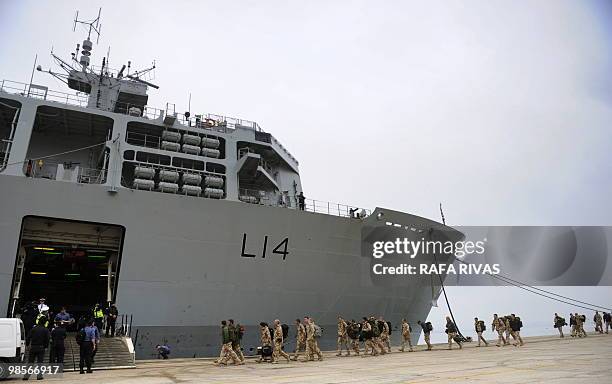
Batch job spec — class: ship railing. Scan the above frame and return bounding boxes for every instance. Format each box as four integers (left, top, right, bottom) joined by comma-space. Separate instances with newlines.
25, 160, 107, 184
238, 187, 370, 218
77, 167, 107, 184
304, 199, 370, 218
164, 103, 263, 133
238, 188, 277, 206
113, 100, 164, 120
0, 79, 89, 107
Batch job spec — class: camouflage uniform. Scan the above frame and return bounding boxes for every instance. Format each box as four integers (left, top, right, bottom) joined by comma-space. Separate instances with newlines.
291, 322, 307, 360
217, 324, 241, 365
570, 314, 577, 337
258, 325, 273, 363
361, 320, 378, 356
336, 318, 351, 356
304, 320, 322, 361
474, 319, 488, 347
399, 320, 413, 352
372, 320, 387, 355
272, 322, 290, 363
493, 316, 506, 347
229, 323, 245, 362
594, 312, 603, 334
509, 315, 524, 346
575, 314, 587, 337
419, 321, 433, 350
380, 319, 391, 353
504, 317, 513, 344
445, 318, 462, 350
554, 315, 565, 338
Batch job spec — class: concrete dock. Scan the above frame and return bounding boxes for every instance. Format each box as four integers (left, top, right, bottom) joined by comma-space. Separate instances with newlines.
39, 333, 611, 383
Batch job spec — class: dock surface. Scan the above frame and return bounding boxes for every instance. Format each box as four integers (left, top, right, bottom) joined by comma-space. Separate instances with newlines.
40, 333, 612, 383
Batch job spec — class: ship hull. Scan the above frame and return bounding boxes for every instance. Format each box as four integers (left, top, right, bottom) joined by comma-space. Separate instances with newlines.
0, 175, 450, 358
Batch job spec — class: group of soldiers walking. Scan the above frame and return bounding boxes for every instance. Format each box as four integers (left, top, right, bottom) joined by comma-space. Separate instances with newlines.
214, 309, 612, 366
488, 313, 525, 347
554, 311, 611, 338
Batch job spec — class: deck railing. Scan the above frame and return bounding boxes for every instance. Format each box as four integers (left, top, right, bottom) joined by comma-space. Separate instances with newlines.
0, 79, 89, 107
238, 187, 370, 218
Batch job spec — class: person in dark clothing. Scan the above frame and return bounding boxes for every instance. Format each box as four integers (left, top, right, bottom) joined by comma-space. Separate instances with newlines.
417, 320, 433, 350
23, 318, 50, 380
21, 301, 38, 345
105, 303, 119, 337
297, 192, 306, 211
445, 316, 462, 350
156, 344, 171, 359
604, 312, 611, 334
79, 319, 98, 374
50, 321, 67, 363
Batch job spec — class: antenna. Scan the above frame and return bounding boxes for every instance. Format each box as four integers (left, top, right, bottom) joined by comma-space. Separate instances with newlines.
74, 7, 102, 43
439, 203, 446, 226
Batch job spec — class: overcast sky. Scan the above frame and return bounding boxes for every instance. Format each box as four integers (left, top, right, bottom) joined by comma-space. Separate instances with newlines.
1, 1, 610, 330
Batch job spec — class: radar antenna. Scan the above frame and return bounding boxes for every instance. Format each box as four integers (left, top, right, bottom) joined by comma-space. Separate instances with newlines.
73, 8, 102, 43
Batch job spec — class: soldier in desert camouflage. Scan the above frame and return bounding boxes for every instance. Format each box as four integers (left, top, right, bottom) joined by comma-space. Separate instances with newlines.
304, 317, 323, 361
492, 314, 507, 347
272, 319, 290, 363
474, 317, 488, 347
361, 317, 378, 356
399, 318, 414, 352
336, 316, 351, 356
291, 318, 307, 361
215, 320, 243, 365
379, 316, 392, 353
258, 322, 273, 363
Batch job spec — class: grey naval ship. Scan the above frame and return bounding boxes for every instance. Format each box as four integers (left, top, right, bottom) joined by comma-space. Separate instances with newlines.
0, 12, 463, 358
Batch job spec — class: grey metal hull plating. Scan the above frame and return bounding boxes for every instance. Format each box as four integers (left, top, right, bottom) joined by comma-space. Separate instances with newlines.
0, 175, 448, 358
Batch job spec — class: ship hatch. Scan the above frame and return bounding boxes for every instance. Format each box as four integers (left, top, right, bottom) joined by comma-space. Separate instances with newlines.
8, 216, 125, 320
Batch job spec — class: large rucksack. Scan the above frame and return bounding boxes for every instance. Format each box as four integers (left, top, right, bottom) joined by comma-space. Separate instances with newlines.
479, 320, 486, 331
347, 323, 360, 340
371, 320, 381, 337
313, 324, 322, 338
228, 325, 237, 343
425, 322, 433, 332
281, 324, 289, 339
386, 321, 392, 335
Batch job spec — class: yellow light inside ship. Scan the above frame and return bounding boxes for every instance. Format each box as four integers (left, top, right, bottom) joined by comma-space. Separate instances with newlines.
30, 272, 47, 275
34, 247, 55, 251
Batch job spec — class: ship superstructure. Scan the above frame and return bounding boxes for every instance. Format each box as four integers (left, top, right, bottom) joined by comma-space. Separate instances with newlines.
0, 11, 462, 358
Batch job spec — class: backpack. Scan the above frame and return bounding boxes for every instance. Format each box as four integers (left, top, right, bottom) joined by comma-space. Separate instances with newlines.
386, 321, 392, 335
479, 320, 486, 331
425, 322, 433, 332
347, 324, 360, 340
371, 320, 381, 337
313, 324, 322, 338
76, 328, 85, 345
281, 324, 289, 339
222, 326, 230, 343
228, 325, 237, 342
